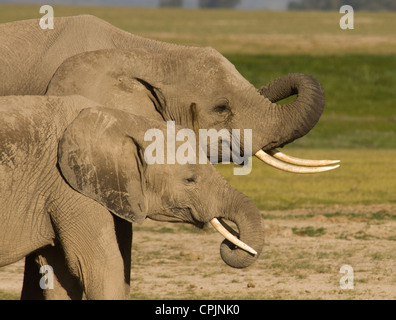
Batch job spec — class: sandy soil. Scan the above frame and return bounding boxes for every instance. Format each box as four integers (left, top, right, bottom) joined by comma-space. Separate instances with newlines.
1, 204, 395, 300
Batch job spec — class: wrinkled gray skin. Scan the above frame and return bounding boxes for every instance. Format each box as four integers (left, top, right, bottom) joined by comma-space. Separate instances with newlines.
0, 95, 264, 299
1, 16, 325, 298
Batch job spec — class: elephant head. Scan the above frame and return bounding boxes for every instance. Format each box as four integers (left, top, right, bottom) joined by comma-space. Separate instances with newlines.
58, 107, 264, 268
47, 47, 339, 173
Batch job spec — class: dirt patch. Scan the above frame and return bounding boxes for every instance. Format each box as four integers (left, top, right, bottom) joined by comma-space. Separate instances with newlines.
1, 204, 395, 300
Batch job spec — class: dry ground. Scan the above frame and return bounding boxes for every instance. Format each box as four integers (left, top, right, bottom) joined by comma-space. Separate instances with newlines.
1, 204, 395, 300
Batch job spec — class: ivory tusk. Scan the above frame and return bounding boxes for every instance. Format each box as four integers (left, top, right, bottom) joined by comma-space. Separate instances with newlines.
268, 149, 340, 167
255, 150, 340, 174
210, 218, 257, 256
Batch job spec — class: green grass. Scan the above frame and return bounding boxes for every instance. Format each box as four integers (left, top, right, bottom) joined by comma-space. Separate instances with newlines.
0, 290, 19, 300
215, 149, 396, 211
292, 226, 326, 237
228, 54, 396, 149
229, 54, 396, 117
323, 211, 396, 221
260, 210, 396, 221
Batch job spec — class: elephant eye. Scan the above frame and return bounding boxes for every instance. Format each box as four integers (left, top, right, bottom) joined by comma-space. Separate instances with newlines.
185, 175, 197, 184
213, 103, 231, 114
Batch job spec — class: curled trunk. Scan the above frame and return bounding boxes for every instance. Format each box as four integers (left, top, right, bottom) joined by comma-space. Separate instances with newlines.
254, 73, 325, 152
217, 191, 265, 269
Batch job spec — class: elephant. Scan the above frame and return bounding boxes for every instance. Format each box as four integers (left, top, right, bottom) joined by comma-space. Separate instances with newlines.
1, 15, 338, 172
1, 15, 340, 299
0, 95, 264, 299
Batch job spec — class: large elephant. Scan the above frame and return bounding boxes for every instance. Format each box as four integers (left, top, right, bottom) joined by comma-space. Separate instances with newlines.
0, 95, 264, 299
47, 48, 316, 163
1, 15, 338, 171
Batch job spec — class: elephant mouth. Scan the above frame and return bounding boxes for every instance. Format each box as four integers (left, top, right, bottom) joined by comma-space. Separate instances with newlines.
148, 208, 205, 229
255, 148, 340, 173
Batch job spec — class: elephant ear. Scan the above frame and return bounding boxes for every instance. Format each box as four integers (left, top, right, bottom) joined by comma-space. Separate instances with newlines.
58, 107, 148, 224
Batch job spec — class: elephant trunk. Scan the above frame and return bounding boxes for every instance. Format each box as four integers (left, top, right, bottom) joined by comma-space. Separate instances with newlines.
247, 73, 340, 173
211, 190, 264, 269
255, 73, 325, 152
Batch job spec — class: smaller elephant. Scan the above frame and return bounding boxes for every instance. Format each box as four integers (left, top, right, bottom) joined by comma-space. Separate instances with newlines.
0, 95, 264, 299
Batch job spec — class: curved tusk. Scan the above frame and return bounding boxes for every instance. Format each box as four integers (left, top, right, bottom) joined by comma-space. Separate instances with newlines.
255, 150, 340, 174
210, 218, 257, 256
268, 149, 340, 167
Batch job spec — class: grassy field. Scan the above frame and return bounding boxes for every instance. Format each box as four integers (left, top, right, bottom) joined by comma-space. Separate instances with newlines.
216, 149, 396, 210
0, 5, 395, 299
229, 54, 396, 149
1, 5, 396, 55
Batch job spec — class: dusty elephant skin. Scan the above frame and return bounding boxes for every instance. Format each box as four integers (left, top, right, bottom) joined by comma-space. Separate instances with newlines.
0, 95, 264, 299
